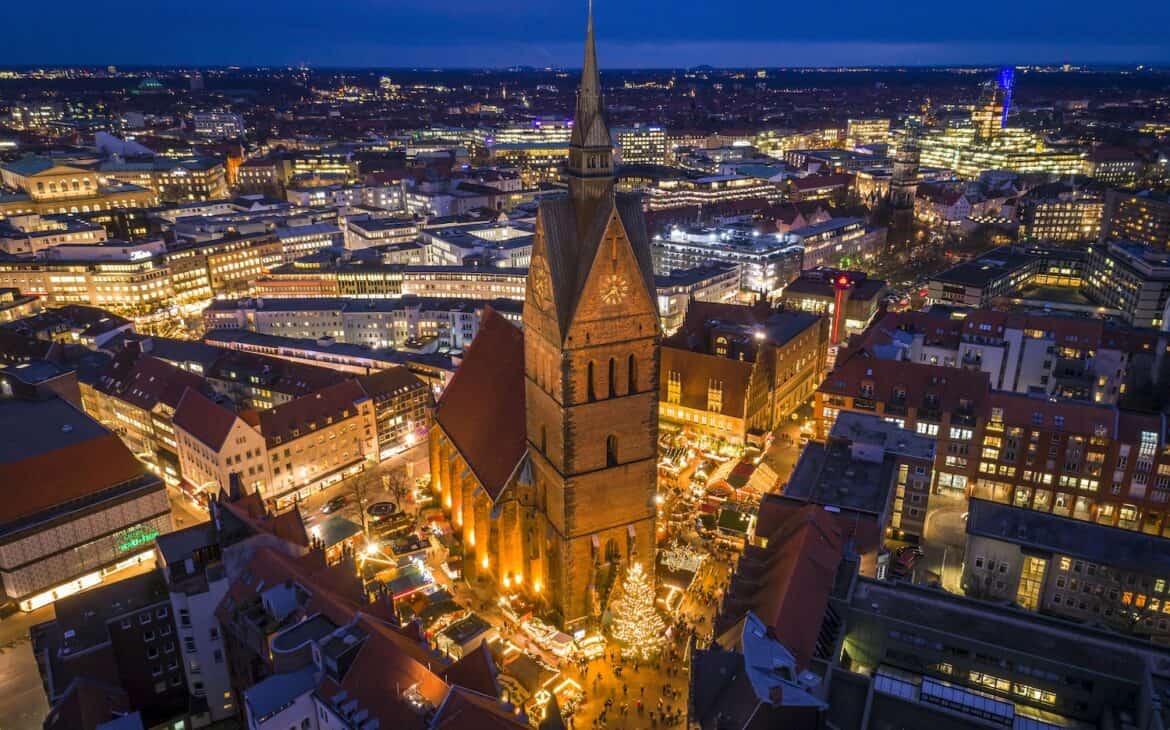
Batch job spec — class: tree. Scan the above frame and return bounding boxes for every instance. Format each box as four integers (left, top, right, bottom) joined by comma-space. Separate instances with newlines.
349, 461, 379, 537
609, 562, 666, 660
382, 465, 411, 508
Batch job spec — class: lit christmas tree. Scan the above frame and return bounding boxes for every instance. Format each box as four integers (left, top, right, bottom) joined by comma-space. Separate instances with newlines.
608, 562, 666, 659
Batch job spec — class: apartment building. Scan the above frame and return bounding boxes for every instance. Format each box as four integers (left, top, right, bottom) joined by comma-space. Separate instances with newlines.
83, 350, 210, 486
817, 345, 1170, 536
356, 367, 433, 459
857, 307, 1158, 405
31, 570, 194, 728
259, 379, 378, 507
173, 388, 269, 501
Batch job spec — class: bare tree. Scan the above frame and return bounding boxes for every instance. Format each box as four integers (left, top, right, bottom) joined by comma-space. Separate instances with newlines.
349, 462, 380, 537
382, 465, 411, 509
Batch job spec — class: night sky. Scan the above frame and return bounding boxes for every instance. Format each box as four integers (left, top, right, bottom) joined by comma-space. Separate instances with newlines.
4, 0, 1168, 68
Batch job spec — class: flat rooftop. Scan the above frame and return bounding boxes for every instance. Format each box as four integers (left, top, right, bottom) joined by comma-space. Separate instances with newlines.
784, 440, 896, 515
847, 578, 1166, 683
966, 498, 1170, 576
0, 395, 107, 463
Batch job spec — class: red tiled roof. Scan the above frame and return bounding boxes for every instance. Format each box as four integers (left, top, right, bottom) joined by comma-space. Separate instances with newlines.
822, 347, 991, 414
259, 379, 368, 447
0, 432, 148, 525
989, 391, 1118, 438
43, 677, 131, 730
442, 641, 500, 698
431, 686, 529, 730
173, 388, 242, 450
736, 505, 845, 669
434, 307, 527, 501
357, 366, 429, 402
219, 493, 310, 547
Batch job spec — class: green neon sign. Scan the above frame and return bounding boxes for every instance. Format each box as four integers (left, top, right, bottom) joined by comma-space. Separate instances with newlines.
117, 525, 160, 553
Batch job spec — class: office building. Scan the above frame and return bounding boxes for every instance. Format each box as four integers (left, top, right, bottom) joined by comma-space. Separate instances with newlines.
203, 295, 522, 351
845, 118, 891, 148
343, 215, 419, 250
654, 261, 740, 335
0, 213, 107, 256
660, 300, 827, 444
614, 124, 668, 165
787, 411, 935, 540
1083, 241, 1170, 329
925, 245, 1084, 308
963, 497, 1170, 638
1103, 189, 1170, 251
1017, 182, 1105, 242
654, 224, 804, 296
98, 157, 229, 203
192, 111, 245, 139
777, 268, 888, 342
817, 343, 1170, 536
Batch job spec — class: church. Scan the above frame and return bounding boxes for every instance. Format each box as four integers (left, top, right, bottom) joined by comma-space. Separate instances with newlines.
428, 7, 660, 628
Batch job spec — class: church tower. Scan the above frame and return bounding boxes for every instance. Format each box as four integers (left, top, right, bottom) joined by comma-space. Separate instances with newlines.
523, 2, 660, 628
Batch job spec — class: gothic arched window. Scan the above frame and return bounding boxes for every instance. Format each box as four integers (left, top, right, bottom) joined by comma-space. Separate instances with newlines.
608, 358, 616, 398
587, 361, 596, 402
606, 434, 619, 467
627, 354, 637, 394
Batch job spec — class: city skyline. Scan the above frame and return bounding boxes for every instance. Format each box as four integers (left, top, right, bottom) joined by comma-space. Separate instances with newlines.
3, 0, 1169, 68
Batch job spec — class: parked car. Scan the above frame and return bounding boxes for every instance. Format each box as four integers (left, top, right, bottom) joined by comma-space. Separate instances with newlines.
891, 546, 924, 576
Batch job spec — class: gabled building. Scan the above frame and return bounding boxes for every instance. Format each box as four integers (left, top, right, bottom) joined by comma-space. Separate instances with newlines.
84, 350, 210, 485
660, 300, 827, 445
172, 388, 269, 502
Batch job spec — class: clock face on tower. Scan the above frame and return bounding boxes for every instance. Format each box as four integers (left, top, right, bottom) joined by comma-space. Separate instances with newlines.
530, 265, 553, 310
600, 273, 629, 305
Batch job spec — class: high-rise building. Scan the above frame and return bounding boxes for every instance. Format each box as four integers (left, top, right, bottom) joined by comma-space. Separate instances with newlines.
429, 8, 658, 627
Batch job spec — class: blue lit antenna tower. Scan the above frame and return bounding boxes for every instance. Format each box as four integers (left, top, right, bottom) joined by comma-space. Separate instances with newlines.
998, 66, 1015, 129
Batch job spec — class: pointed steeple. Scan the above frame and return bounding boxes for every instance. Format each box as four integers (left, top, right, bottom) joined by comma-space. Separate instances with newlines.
566, 0, 614, 228
572, 0, 609, 148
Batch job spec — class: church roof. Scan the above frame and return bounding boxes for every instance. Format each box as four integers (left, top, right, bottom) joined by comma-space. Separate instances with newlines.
536, 190, 655, 335
434, 307, 527, 501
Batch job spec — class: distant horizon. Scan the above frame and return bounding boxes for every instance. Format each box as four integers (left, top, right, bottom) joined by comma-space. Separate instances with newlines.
3, 0, 1169, 70
0, 61, 1166, 73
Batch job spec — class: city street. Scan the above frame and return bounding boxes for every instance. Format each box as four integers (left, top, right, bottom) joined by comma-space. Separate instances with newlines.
919, 489, 969, 592
0, 605, 51, 730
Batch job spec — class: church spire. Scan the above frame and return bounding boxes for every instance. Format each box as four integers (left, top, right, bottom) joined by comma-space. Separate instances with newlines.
573, 0, 605, 144
567, 0, 614, 226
